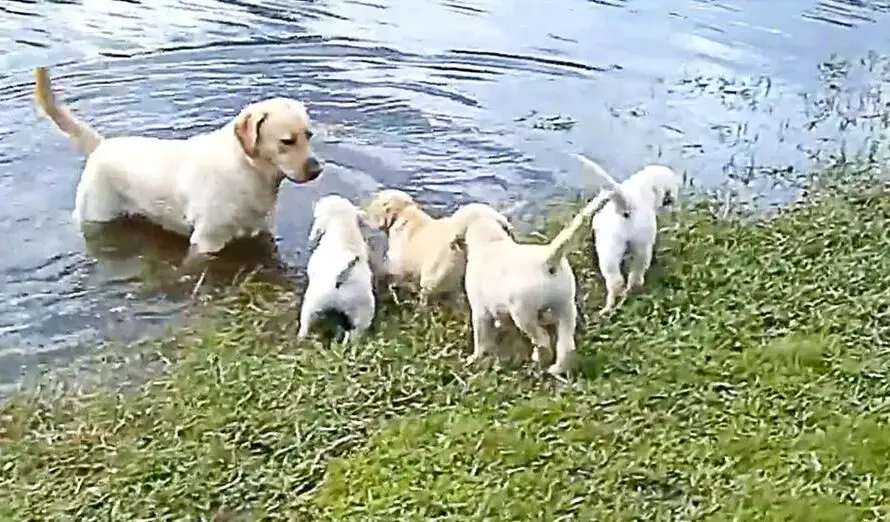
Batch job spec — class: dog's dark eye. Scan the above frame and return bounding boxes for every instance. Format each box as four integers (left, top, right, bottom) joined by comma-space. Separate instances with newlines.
280, 137, 296, 146
305, 130, 314, 140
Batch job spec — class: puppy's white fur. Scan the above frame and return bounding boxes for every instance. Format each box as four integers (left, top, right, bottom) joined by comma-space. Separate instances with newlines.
364, 189, 514, 301
456, 196, 605, 377
34, 66, 323, 255
298, 195, 375, 343
575, 154, 681, 314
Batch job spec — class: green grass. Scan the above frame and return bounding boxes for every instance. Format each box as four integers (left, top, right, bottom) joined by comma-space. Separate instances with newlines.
2, 179, 890, 521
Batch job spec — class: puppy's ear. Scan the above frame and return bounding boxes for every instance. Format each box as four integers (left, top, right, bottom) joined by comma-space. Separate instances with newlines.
450, 234, 466, 252
381, 204, 398, 229
234, 110, 269, 158
356, 209, 373, 229
368, 201, 396, 230
308, 221, 323, 244
499, 218, 516, 239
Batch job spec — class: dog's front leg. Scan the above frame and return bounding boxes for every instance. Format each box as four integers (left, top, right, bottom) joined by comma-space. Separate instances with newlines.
177, 229, 228, 280
172, 246, 215, 288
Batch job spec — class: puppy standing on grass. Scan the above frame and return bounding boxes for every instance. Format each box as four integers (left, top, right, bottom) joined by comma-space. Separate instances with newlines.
575, 154, 681, 315
363, 189, 514, 303
298, 195, 375, 344
454, 196, 607, 377
33, 66, 323, 259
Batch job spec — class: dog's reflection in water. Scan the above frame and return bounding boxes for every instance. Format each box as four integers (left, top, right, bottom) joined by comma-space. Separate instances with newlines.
80, 216, 295, 299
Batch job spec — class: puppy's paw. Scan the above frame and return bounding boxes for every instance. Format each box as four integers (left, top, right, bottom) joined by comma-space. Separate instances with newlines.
388, 286, 402, 305
546, 364, 570, 382
464, 354, 481, 366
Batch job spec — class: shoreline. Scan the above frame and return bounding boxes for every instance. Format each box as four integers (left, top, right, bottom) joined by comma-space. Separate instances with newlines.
2, 177, 890, 520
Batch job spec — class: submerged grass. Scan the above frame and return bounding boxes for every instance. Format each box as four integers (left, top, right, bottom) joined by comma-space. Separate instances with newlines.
2, 177, 890, 521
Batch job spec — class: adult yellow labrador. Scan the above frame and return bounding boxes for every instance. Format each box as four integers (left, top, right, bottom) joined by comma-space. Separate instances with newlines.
34, 66, 323, 256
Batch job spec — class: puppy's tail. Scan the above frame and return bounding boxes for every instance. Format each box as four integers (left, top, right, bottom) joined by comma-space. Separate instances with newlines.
334, 255, 360, 289
35, 66, 104, 156
542, 197, 603, 272
574, 153, 631, 216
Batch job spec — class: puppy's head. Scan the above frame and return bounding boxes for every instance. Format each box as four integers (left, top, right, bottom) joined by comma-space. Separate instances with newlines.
363, 189, 416, 231
234, 97, 323, 184
449, 208, 514, 253
309, 194, 369, 243
450, 203, 515, 239
641, 165, 682, 212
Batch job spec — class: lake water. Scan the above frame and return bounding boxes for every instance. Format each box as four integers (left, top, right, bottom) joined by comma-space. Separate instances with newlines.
2, 0, 890, 388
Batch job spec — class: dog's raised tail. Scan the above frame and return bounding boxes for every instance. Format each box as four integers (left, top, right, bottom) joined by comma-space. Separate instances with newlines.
574, 153, 630, 215
542, 197, 603, 271
35, 67, 103, 156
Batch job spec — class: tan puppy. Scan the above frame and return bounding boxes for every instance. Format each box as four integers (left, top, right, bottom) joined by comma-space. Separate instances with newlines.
363, 189, 513, 302
34, 66, 323, 256
454, 197, 605, 377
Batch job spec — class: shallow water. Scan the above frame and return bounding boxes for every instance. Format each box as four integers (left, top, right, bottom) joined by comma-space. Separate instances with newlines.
1, 0, 890, 387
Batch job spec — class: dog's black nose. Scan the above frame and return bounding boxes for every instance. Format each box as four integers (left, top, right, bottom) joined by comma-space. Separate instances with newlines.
305, 157, 323, 179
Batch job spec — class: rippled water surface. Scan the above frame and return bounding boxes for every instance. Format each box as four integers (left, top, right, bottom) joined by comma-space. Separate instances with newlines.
2, 0, 890, 387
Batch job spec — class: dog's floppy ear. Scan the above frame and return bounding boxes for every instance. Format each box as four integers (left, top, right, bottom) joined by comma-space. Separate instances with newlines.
234, 110, 269, 158
356, 209, 373, 229
368, 200, 398, 230
450, 233, 466, 252
499, 219, 516, 239
308, 220, 324, 244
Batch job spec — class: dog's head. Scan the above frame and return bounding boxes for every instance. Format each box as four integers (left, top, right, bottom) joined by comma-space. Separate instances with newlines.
449, 205, 514, 253
640, 165, 682, 212
450, 203, 515, 239
234, 97, 323, 185
363, 189, 417, 231
308, 195, 371, 244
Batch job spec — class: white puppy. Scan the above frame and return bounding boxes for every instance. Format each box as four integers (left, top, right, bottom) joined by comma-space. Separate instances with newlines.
575, 154, 681, 315
455, 196, 605, 377
34, 66, 323, 256
297, 195, 375, 344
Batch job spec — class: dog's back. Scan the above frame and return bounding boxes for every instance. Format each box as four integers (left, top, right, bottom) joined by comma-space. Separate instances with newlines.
464, 223, 575, 318
301, 215, 375, 340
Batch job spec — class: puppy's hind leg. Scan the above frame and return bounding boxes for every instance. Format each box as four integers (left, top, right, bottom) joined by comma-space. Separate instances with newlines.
549, 305, 578, 378
342, 302, 375, 345
509, 305, 552, 366
624, 244, 654, 300
596, 240, 626, 317
466, 310, 497, 365
296, 289, 318, 340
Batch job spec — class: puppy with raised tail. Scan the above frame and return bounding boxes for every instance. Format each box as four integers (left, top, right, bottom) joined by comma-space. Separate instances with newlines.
34, 66, 323, 259
454, 196, 605, 377
297, 195, 375, 344
363, 189, 514, 303
575, 154, 681, 315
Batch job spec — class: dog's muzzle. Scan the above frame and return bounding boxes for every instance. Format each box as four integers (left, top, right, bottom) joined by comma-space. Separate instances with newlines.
283, 157, 323, 184
303, 157, 323, 181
